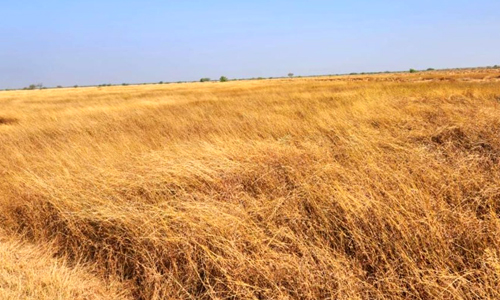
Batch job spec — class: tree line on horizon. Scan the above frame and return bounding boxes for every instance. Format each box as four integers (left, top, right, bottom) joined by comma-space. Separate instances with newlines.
6, 65, 500, 91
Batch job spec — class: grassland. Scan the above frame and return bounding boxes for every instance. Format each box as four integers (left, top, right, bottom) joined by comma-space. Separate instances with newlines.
1, 69, 499, 299
0, 229, 131, 300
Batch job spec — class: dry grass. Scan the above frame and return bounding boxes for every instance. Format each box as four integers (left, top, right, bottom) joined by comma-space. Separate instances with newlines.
1, 69, 499, 299
0, 117, 18, 125
0, 231, 131, 299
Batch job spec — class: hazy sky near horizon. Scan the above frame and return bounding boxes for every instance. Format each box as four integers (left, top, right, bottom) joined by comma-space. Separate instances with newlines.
1, 1, 499, 89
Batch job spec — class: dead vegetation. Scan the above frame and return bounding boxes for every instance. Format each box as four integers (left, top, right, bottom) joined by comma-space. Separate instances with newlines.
0, 117, 18, 125
0, 231, 131, 300
0, 70, 499, 299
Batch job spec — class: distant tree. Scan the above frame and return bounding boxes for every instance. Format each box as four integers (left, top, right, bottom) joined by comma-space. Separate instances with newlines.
219, 76, 228, 82
409, 68, 418, 73
74, 85, 79, 88
159, 81, 163, 84
494, 65, 499, 68
426, 68, 435, 71
56, 85, 63, 88
122, 83, 128, 86
200, 78, 211, 82
288, 73, 294, 78
26, 83, 43, 90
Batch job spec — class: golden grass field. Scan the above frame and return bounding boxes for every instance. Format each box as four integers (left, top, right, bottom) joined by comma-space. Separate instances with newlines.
1, 69, 499, 299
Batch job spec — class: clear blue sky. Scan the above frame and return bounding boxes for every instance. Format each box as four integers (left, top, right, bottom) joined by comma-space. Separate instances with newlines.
1, 1, 499, 89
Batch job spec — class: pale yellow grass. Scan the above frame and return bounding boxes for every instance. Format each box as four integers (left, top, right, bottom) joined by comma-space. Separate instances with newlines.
1, 70, 499, 299
0, 231, 131, 299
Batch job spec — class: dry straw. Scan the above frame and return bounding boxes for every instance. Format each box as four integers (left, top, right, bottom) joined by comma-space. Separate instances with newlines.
1, 69, 499, 299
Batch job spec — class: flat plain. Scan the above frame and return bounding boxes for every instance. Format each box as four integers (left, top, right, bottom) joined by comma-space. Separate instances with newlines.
1, 69, 499, 299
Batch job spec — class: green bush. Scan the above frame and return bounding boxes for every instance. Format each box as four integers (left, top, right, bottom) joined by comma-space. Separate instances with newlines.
409, 69, 418, 73
219, 76, 228, 82
200, 78, 211, 82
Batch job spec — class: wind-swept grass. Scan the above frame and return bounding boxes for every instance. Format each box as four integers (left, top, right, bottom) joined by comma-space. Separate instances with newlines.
1, 69, 499, 299
0, 231, 131, 300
